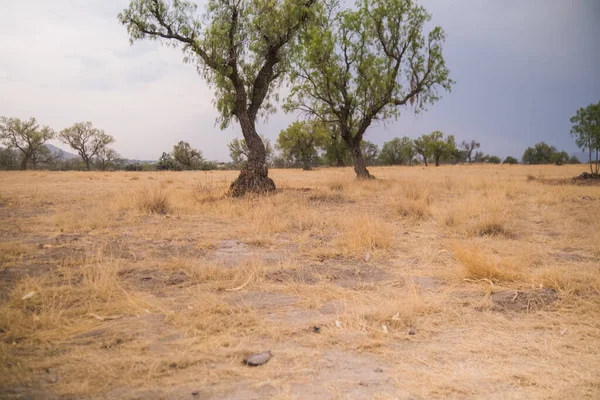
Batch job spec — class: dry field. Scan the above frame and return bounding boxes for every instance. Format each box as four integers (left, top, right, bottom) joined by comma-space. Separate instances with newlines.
1, 165, 599, 399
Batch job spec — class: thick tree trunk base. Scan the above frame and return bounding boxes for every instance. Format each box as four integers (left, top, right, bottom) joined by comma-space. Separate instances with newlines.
228, 168, 276, 197
356, 172, 375, 180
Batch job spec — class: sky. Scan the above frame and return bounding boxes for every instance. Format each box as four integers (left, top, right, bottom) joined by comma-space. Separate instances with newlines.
0, 0, 599, 162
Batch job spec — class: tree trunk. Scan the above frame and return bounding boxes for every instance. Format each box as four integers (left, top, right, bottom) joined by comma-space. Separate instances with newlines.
421, 154, 428, 167
302, 159, 312, 170
20, 155, 29, 170
228, 112, 276, 197
350, 142, 373, 179
435, 156, 440, 167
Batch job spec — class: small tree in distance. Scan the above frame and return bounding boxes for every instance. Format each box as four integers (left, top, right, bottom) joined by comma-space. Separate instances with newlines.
276, 121, 327, 170
424, 130, 455, 166
59, 122, 115, 170
413, 136, 431, 166
503, 156, 518, 164
172, 141, 203, 170
460, 139, 480, 163
0, 117, 55, 170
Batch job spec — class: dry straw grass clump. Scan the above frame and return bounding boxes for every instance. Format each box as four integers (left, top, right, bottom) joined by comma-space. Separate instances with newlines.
451, 243, 523, 283
334, 214, 396, 257
132, 185, 172, 214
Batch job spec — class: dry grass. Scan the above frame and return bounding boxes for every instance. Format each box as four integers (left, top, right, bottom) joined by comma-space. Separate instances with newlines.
0, 165, 599, 399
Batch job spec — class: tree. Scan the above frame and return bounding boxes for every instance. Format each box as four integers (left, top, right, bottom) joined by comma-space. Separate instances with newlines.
172, 141, 203, 170
286, 0, 453, 179
473, 151, 486, 163
321, 125, 348, 167
424, 130, 455, 166
503, 156, 518, 164
59, 122, 115, 170
568, 155, 581, 164
521, 142, 569, 165
413, 136, 431, 166
361, 141, 380, 166
276, 121, 327, 170
0, 117, 55, 170
119, 0, 317, 196
486, 155, 501, 164
570, 102, 600, 175
156, 152, 181, 171
94, 148, 121, 171
0, 147, 20, 170
228, 135, 273, 168
379, 136, 415, 165
460, 139, 480, 163
29, 145, 62, 169
449, 148, 467, 164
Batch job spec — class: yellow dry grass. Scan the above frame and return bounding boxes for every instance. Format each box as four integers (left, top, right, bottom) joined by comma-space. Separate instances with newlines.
0, 165, 599, 399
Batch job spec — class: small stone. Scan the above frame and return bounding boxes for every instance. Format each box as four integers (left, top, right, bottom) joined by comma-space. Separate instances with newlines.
374, 368, 383, 373
191, 391, 200, 397
312, 326, 321, 333
359, 381, 369, 387
408, 327, 416, 335
243, 351, 272, 366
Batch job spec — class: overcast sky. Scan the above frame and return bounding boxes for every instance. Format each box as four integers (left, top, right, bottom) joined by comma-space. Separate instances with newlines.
1, 0, 599, 161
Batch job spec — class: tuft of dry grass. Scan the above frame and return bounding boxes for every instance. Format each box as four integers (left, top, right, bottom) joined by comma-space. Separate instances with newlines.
132, 185, 172, 215
451, 242, 523, 283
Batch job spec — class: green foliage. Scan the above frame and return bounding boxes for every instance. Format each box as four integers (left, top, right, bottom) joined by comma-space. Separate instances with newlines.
423, 130, 456, 166
276, 121, 328, 170
486, 155, 501, 164
0, 147, 20, 170
473, 151, 486, 163
503, 156, 519, 164
286, 0, 453, 176
228, 135, 273, 168
172, 141, 203, 170
119, 0, 316, 129
156, 152, 182, 171
360, 141, 380, 166
522, 142, 570, 165
568, 155, 581, 164
379, 137, 416, 165
0, 116, 56, 170
570, 101, 600, 174
413, 136, 431, 166
59, 122, 115, 170
320, 126, 348, 167
94, 148, 122, 171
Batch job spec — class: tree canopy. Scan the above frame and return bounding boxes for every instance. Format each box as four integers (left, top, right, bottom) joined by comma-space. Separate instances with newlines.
570, 101, 600, 175
379, 137, 415, 165
0, 117, 55, 170
276, 121, 328, 170
522, 142, 570, 165
59, 122, 115, 170
228, 135, 273, 168
119, 0, 318, 195
286, 0, 453, 178
172, 141, 204, 170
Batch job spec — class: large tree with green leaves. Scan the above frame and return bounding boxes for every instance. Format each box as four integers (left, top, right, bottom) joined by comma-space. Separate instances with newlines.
0, 117, 56, 170
413, 135, 430, 166
286, 0, 453, 178
119, 0, 317, 195
570, 101, 600, 175
59, 122, 115, 171
276, 120, 328, 170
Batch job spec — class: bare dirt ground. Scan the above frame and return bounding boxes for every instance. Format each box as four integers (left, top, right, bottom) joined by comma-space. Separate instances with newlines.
1, 165, 599, 399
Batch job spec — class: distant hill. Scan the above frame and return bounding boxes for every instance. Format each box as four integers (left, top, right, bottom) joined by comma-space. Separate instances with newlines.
46, 144, 78, 160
